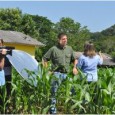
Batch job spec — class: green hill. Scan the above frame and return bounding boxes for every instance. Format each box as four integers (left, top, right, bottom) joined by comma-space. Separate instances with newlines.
90, 25, 115, 59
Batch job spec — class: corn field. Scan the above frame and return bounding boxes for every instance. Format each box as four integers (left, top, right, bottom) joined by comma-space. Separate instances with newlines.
0, 65, 115, 114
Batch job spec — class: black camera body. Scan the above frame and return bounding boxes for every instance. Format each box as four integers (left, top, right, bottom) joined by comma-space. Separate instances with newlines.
0, 46, 15, 56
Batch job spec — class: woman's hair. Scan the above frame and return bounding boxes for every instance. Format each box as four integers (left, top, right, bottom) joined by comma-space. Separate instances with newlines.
83, 41, 96, 57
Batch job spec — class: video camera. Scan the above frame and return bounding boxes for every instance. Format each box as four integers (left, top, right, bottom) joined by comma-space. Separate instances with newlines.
0, 46, 15, 56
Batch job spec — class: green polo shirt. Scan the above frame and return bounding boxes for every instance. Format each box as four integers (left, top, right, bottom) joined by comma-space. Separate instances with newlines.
43, 44, 76, 72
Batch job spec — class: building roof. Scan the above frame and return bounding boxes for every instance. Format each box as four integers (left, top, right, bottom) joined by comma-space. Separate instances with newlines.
75, 52, 115, 66
0, 30, 44, 46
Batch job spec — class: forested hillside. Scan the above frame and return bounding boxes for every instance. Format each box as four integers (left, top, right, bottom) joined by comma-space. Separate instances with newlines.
0, 8, 115, 61
90, 25, 115, 60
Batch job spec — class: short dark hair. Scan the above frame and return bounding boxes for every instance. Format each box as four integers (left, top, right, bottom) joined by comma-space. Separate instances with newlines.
58, 33, 67, 39
0, 38, 4, 44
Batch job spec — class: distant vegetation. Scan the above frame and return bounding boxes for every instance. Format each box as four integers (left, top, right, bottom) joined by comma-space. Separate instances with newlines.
0, 8, 115, 61
90, 25, 115, 57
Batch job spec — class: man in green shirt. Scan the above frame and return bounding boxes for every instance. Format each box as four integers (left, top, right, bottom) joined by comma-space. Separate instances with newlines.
43, 32, 78, 114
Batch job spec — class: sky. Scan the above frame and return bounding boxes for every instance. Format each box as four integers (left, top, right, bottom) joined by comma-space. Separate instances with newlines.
0, 1, 115, 32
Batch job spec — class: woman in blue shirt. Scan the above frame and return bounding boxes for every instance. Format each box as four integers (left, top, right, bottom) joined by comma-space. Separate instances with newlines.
77, 41, 103, 82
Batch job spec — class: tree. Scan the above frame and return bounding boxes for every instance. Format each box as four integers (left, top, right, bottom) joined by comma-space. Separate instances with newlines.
0, 8, 22, 31
91, 25, 115, 55
21, 14, 38, 38
101, 24, 115, 36
54, 17, 90, 51
55, 17, 80, 34
31, 15, 55, 44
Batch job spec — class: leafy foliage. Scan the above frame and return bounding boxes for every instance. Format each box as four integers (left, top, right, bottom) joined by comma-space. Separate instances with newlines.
0, 66, 115, 114
0, 8, 22, 31
91, 26, 115, 55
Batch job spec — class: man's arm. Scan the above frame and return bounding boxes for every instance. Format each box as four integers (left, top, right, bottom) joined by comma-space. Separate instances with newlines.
0, 58, 5, 69
73, 59, 78, 68
0, 49, 7, 69
42, 58, 48, 68
70, 48, 78, 75
42, 47, 53, 68
73, 59, 78, 75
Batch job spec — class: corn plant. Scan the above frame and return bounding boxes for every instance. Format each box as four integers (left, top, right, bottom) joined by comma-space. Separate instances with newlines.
0, 65, 115, 114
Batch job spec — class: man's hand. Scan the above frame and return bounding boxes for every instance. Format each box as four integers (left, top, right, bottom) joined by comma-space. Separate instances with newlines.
2, 49, 7, 55
48, 71, 53, 75
73, 67, 78, 75
42, 58, 48, 68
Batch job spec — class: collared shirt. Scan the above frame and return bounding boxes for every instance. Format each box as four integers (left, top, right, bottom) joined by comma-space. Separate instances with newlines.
77, 54, 103, 81
43, 44, 76, 72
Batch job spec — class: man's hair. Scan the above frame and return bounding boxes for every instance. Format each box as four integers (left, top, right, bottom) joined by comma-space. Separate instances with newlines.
58, 33, 67, 39
83, 41, 96, 58
0, 38, 4, 44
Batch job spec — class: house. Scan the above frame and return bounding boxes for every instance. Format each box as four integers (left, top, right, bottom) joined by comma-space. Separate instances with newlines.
75, 52, 115, 67
0, 30, 44, 57
0, 30, 45, 94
